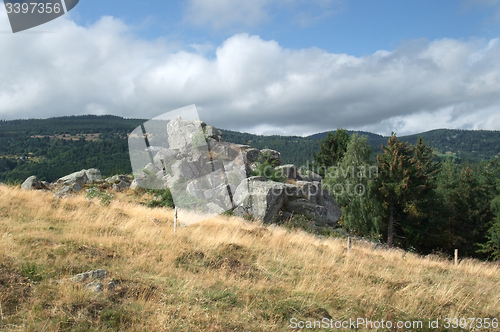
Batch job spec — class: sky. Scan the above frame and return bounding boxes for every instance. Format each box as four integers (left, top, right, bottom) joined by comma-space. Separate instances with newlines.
1, 0, 500, 136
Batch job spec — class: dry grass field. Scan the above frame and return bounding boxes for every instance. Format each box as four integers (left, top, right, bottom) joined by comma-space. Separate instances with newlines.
0, 185, 499, 331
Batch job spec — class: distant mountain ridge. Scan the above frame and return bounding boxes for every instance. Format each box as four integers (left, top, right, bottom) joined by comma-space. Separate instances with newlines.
222, 127, 500, 164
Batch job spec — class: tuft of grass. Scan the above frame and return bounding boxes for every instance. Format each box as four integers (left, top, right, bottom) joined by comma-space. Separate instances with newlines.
19, 261, 44, 282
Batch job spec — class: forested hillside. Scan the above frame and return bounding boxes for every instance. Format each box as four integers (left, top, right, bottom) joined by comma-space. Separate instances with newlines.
0, 115, 144, 182
0, 115, 499, 183
310, 128, 500, 161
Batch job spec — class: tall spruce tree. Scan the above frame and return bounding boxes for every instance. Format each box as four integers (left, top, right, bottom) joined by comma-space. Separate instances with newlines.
375, 134, 421, 246
401, 138, 443, 252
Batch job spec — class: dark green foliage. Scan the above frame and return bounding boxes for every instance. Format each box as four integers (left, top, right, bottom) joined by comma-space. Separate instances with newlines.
397, 138, 445, 253
324, 134, 382, 239
250, 153, 286, 182
143, 189, 175, 209
313, 128, 500, 163
375, 134, 422, 246
432, 160, 494, 257
0, 115, 143, 183
477, 160, 500, 259
312, 129, 350, 176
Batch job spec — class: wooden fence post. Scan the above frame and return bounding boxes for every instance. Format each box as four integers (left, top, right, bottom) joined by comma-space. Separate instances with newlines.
454, 249, 458, 266
347, 237, 351, 252
174, 207, 177, 236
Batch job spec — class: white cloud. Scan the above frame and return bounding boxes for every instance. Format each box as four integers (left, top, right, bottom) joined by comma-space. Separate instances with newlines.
1, 11, 500, 136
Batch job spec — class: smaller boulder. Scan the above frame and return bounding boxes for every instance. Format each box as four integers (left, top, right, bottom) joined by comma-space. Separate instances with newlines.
57, 170, 88, 186
260, 149, 282, 166
204, 125, 223, 141
85, 169, 103, 183
285, 199, 328, 226
21, 176, 43, 190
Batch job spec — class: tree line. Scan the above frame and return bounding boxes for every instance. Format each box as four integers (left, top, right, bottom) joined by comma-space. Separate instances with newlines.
314, 130, 500, 260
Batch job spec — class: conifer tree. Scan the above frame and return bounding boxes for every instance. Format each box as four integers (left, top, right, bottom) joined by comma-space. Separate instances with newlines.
312, 129, 350, 176
375, 133, 420, 246
401, 137, 444, 251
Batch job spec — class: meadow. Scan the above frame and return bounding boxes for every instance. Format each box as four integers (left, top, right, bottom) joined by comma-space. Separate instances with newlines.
0, 185, 499, 331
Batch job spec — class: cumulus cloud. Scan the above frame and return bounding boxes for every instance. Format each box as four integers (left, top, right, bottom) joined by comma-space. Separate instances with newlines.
1, 10, 500, 136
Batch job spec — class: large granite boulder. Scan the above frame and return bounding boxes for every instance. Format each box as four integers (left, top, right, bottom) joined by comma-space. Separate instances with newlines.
233, 176, 286, 223
129, 116, 342, 228
318, 189, 342, 226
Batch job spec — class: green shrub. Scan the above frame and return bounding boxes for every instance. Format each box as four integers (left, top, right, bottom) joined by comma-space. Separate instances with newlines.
143, 189, 175, 208
85, 185, 114, 206
251, 153, 286, 182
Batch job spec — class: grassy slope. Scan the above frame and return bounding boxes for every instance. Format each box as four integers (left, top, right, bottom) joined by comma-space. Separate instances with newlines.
0, 186, 499, 331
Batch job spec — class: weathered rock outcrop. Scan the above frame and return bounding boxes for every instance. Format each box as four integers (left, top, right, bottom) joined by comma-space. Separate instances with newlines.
21, 117, 342, 229
128, 117, 342, 228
